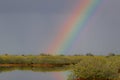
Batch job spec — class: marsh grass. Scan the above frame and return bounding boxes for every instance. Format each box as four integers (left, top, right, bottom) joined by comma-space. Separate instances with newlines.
0, 55, 82, 65
68, 56, 120, 80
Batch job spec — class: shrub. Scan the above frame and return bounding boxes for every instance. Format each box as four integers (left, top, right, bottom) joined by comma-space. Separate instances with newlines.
86, 53, 94, 56
108, 53, 115, 56
69, 57, 119, 80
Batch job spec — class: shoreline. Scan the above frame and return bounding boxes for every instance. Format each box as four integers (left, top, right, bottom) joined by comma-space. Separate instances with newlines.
0, 63, 70, 67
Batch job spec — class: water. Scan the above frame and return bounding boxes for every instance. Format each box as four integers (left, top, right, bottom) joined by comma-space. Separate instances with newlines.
0, 67, 70, 80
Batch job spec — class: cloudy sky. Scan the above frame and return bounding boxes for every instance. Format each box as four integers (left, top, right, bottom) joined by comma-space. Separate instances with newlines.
0, 0, 120, 55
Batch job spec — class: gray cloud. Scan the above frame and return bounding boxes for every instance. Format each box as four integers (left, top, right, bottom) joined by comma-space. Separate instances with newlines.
0, 0, 120, 54
0, 0, 79, 13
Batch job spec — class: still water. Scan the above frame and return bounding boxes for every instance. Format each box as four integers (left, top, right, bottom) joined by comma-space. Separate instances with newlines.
0, 67, 70, 80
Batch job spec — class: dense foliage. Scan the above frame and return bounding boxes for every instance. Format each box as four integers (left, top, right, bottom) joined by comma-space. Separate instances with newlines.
68, 56, 120, 80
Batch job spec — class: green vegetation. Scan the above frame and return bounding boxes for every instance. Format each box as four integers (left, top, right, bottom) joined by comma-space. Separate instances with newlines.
68, 56, 120, 80
0, 54, 82, 65
0, 54, 120, 80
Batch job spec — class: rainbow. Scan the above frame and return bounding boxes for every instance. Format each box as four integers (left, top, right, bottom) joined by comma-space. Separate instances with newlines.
46, 0, 105, 80
47, 0, 103, 55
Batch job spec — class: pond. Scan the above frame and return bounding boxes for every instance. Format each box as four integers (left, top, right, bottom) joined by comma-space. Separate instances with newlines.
0, 66, 70, 80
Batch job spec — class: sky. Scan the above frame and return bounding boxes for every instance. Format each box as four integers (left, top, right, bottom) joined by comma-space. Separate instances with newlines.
0, 0, 120, 55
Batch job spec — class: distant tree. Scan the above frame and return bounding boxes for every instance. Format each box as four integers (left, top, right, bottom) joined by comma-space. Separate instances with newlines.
21, 54, 25, 56
74, 54, 82, 56
59, 54, 64, 56
46, 54, 51, 56
74, 54, 79, 56
39, 53, 51, 56
108, 52, 115, 56
39, 53, 46, 56
5, 53, 8, 56
86, 53, 94, 56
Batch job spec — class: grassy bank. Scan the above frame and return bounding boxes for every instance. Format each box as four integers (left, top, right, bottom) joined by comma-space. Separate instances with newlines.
0, 54, 82, 65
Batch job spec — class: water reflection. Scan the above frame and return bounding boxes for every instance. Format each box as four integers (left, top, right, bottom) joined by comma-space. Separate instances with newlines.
0, 66, 70, 80
0, 66, 70, 72
0, 70, 69, 80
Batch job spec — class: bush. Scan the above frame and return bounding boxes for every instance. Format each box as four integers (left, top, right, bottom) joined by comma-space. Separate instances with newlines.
108, 53, 115, 56
69, 57, 119, 80
86, 53, 94, 56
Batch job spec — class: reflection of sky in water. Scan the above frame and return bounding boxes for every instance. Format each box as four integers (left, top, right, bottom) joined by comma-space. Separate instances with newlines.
0, 70, 70, 80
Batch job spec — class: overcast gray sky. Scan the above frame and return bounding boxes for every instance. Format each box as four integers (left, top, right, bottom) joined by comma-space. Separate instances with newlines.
0, 0, 120, 55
